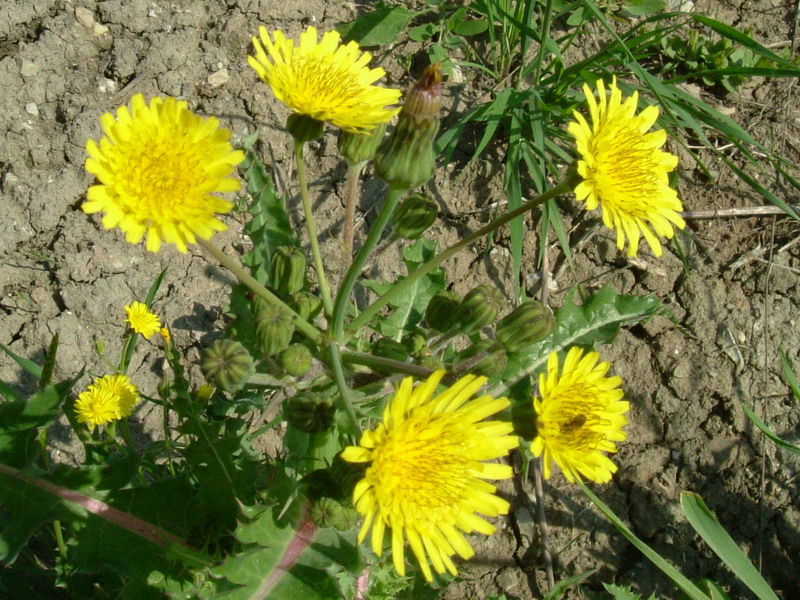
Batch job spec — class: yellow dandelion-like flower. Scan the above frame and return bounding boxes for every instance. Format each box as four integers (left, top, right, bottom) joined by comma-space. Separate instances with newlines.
248, 25, 402, 133
124, 301, 161, 340
92, 374, 140, 417
532, 347, 629, 484
159, 327, 171, 345
342, 371, 518, 582
568, 77, 685, 257
75, 381, 122, 430
83, 94, 245, 253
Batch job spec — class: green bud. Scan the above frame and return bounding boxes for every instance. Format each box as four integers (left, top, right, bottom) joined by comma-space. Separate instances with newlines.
310, 498, 358, 531
456, 339, 507, 377
200, 339, 255, 393
157, 374, 171, 401
284, 393, 335, 434
391, 193, 438, 240
279, 344, 313, 377
495, 300, 556, 353
94, 340, 107, 356
286, 113, 324, 143
374, 64, 442, 190
338, 123, 386, 166
373, 337, 409, 363
424, 290, 461, 332
255, 303, 296, 356
290, 291, 323, 320
270, 246, 307, 296
455, 284, 504, 335
419, 353, 445, 371
403, 330, 428, 356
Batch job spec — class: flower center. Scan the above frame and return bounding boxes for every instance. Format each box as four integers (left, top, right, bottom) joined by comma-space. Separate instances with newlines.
538, 383, 609, 451
368, 416, 472, 521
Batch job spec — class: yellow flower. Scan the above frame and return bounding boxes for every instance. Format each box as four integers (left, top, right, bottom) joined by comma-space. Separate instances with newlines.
568, 77, 685, 257
342, 371, 518, 582
159, 327, 171, 345
532, 347, 629, 484
83, 94, 245, 253
124, 301, 161, 340
92, 374, 140, 417
248, 25, 401, 133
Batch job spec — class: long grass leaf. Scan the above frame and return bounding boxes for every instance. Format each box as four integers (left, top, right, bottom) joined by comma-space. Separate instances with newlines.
741, 404, 800, 457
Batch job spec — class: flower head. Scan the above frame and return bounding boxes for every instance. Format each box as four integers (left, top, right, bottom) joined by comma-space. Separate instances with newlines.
342, 371, 518, 581
568, 77, 685, 257
74, 374, 140, 429
124, 301, 161, 340
248, 25, 401, 133
83, 94, 244, 253
532, 347, 629, 483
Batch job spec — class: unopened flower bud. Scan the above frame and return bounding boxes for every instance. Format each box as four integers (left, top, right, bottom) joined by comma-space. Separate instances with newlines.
391, 193, 438, 240
455, 284, 504, 335
157, 374, 171, 401
256, 303, 296, 356
310, 498, 358, 531
338, 123, 387, 166
200, 339, 255, 393
424, 290, 461, 332
280, 344, 313, 377
290, 291, 323, 321
286, 113, 324, 143
374, 63, 442, 190
419, 354, 445, 371
456, 339, 507, 377
270, 246, 307, 296
373, 337, 409, 363
403, 330, 428, 356
495, 300, 556, 353
284, 393, 335, 434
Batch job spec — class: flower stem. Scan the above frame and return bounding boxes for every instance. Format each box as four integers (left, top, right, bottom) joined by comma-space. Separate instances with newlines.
197, 238, 323, 345
294, 141, 334, 317
348, 177, 575, 334
327, 185, 404, 437
343, 161, 365, 264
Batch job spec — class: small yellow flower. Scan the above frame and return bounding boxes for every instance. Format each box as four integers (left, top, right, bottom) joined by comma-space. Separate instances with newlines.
92, 374, 140, 417
568, 77, 685, 257
124, 301, 161, 340
248, 25, 401, 133
342, 371, 518, 582
532, 347, 629, 484
75, 385, 121, 430
83, 94, 245, 253
159, 327, 171, 345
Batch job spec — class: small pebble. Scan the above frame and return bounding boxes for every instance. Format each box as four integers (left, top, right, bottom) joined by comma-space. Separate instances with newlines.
93, 22, 109, 36
75, 7, 95, 28
207, 67, 229, 88
25, 102, 39, 116
20, 59, 38, 77
98, 78, 118, 93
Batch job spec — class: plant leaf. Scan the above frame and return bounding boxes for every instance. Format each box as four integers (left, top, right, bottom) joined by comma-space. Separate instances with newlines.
336, 4, 420, 47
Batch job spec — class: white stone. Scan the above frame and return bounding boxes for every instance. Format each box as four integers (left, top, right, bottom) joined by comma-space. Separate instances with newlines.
25, 102, 39, 116
93, 22, 109, 36
207, 67, 229, 88
98, 78, 118, 93
75, 7, 95, 28
20, 59, 38, 77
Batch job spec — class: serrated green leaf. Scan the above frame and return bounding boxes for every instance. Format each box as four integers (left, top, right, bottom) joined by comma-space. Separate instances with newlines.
603, 582, 653, 600
336, 4, 420, 47
681, 493, 779, 600
623, 0, 665, 17
494, 286, 662, 395
241, 148, 297, 284
361, 238, 445, 340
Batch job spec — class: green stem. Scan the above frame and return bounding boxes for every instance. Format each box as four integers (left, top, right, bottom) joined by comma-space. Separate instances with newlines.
341, 351, 434, 379
295, 141, 334, 317
197, 238, 323, 345
327, 186, 405, 437
343, 161, 365, 263
349, 177, 575, 334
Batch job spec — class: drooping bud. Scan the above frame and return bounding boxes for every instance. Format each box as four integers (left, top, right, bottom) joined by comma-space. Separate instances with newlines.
255, 303, 296, 356
374, 63, 442, 190
200, 339, 255, 393
456, 338, 508, 377
391, 193, 438, 240
310, 497, 358, 531
286, 113, 324, 144
455, 284, 504, 335
284, 393, 335, 434
280, 344, 313, 377
495, 300, 556, 353
270, 246, 307, 296
338, 123, 387, 166
373, 337, 409, 363
424, 290, 461, 332
157, 374, 171, 401
290, 291, 323, 321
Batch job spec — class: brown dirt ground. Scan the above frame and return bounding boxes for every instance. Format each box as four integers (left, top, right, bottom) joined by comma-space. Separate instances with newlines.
1, 0, 799, 598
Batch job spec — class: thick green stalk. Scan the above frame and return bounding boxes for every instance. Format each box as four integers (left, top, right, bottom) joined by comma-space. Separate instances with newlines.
197, 238, 323, 344
348, 177, 575, 334
327, 186, 404, 437
343, 161, 365, 263
294, 141, 334, 317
